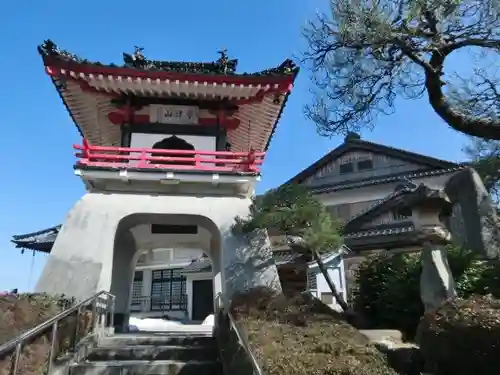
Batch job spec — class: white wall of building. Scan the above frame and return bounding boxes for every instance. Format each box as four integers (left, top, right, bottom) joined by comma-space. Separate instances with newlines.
315, 173, 451, 207
308, 255, 347, 312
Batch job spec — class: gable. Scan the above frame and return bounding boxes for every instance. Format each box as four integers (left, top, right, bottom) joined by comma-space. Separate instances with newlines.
302, 149, 429, 187
287, 135, 459, 186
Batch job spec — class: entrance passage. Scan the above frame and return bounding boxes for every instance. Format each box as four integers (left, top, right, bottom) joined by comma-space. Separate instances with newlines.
192, 279, 214, 321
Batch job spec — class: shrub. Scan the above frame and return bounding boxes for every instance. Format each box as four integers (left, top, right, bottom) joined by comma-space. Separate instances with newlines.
418, 295, 500, 375
352, 245, 500, 339
352, 252, 422, 339
230, 287, 397, 375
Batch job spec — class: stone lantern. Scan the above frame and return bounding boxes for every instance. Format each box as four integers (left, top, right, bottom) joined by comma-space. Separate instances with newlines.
397, 183, 457, 312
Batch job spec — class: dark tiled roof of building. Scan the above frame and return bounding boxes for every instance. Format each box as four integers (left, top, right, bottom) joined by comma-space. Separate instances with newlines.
310, 166, 465, 194
344, 180, 451, 233
182, 250, 302, 274
11, 225, 61, 253
273, 250, 302, 265
345, 181, 421, 227
183, 257, 212, 273
182, 247, 347, 274
344, 222, 415, 240
286, 133, 461, 185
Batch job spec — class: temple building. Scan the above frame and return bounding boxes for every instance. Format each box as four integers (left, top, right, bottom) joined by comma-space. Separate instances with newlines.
12, 41, 468, 313
9, 39, 305, 328
10, 39, 350, 324
12, 228, 348, 318
286, 132, 465, 297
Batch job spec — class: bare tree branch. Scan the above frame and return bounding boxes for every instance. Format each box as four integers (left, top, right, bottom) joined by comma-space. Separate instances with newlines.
303, 0, 500, 139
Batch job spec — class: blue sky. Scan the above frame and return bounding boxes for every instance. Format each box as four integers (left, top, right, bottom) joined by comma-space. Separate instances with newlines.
0, 0, 469, 291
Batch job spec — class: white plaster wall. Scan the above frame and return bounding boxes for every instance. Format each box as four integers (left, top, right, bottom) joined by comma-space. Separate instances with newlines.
309, 257, 347, 310
36, 193, 281, 313
316, 174, 452, 206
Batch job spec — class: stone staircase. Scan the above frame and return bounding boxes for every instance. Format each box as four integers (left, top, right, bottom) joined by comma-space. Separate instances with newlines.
69, 330, 223, 375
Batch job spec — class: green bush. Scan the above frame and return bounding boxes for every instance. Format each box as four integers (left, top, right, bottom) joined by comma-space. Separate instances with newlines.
352, 246, 500, 339
352, 252, 422, 339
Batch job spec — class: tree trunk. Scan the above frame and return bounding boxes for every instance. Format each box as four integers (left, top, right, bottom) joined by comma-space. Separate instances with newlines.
312, 249, 349, 311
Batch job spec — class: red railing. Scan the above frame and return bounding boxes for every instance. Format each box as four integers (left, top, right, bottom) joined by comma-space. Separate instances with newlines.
73, 140, 265, 173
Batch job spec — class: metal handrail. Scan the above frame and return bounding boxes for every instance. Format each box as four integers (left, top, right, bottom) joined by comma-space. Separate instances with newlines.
215, 293, 264, 375
0, 290, 115, 375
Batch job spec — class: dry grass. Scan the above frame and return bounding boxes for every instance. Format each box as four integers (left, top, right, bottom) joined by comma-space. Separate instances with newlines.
418, 295, 500, 375
0, 294, 91, 375
230, 287, 397, 375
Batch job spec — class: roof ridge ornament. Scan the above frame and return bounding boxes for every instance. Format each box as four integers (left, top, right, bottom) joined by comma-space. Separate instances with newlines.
38, 40, 297, 77
215, 48, 237, 74
123, 45, 151, 69
38, 39, 85, 64
279, 59, 297, 74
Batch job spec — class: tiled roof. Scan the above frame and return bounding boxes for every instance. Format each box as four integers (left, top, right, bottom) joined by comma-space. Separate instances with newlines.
346, 180, 420, 225
345, 222, 415, 240
182, 250, 302, 274
273, 250, 302, 265
183, 257, 212, 273
310, 166, 465, 194
182, 247, 347, 274
286, 133, 461, 185
38, 40, 299, 78
345, 179, 451, 234
11, 225, 61, 253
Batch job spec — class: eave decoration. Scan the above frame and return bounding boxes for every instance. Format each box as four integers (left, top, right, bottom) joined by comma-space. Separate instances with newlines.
38, 40, 298, 77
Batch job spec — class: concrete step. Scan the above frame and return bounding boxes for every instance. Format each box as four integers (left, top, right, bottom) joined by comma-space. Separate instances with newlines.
69, 360, 222, 375
99, 334, 216, 348
86, 345, 218, 362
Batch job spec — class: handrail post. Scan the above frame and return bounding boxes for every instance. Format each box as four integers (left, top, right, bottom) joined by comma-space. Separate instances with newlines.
10, 342, 22, 375
194, 152, 201, 168
109, 295, 115, 330
82, 138, 90, 159
47, 321, 58, 375
0, 291, 116, 364
137, 150, 148, 168
70, 306, 82, 351
246, 149, 257, 172
91, 298, 98, 333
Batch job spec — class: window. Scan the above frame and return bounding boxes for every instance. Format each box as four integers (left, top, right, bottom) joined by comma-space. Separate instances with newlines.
339, 163, 354, 174
357, 159, 373, 171
130, 271, 143, 310
150, 268, 187, 311
392, 207, 412, 220
307, 271, 317, 290
151, 224, 198, 234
